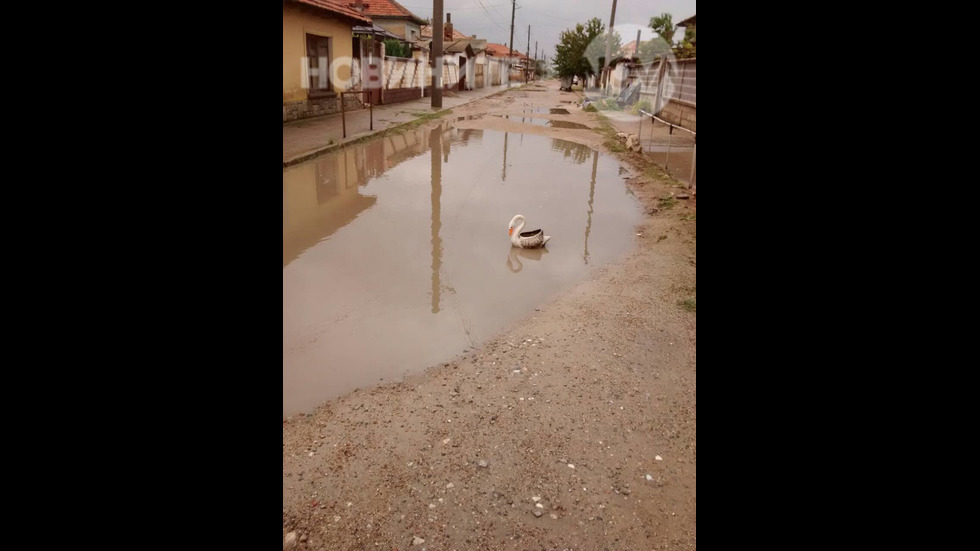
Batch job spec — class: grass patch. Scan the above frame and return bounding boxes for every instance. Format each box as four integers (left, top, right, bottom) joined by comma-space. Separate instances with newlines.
592, 113, 629, 152
678, 298, 696, 312
644, 165, 669, 179
606, 139, 626, 152
588, 98, 624, 112
584, 104, 598, 113
641, 164, 685, 188
594, 115, 618, 136
390, 109, 453, 135
630, 99, 653, 116
681, 214, 697, 221
658, 196, 678, 210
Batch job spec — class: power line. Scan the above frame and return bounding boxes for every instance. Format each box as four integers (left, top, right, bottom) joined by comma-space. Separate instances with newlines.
475, 0, 508, 31
400, 3, 510, 9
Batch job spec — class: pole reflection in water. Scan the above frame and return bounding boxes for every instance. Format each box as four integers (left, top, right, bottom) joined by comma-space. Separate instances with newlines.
584, 150, 598, 264
430, 125, 443, 314
501, 132, 509, 183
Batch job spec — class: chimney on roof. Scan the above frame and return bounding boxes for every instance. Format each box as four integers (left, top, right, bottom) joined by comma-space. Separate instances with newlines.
445, 13, 453, 40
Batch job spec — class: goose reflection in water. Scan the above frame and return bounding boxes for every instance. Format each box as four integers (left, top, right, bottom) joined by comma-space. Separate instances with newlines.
506, 246, 550, 273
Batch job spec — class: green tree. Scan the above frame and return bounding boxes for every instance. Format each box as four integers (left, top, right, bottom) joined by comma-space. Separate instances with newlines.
638, 37, 672, 63
677, 28, 696, 59
650, 13, 675, 46
586, 27, 622, 71
554, 17, 606, 83
384, 39, 411, 58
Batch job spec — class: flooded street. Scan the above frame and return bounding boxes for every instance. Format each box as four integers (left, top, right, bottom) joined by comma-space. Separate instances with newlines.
283, 122, 642, 416
283, 81, 696, 551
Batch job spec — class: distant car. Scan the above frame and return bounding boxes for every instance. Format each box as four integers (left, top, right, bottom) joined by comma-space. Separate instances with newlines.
572, 76, 579, 85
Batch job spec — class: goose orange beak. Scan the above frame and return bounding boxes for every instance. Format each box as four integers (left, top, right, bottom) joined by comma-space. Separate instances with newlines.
509, 228, 514, 236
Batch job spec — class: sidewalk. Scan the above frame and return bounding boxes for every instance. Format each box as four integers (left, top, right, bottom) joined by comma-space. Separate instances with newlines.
283, 83, 515, 166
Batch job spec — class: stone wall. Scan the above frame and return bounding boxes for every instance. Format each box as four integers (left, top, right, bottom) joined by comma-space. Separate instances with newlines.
283, 94, 364, 123
384, 87, 425, 104
657, 99, 696, 132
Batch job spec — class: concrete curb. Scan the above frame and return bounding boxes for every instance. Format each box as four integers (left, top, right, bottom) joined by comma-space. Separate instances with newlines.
282, 85, 530, 168
283, 108, 454, 168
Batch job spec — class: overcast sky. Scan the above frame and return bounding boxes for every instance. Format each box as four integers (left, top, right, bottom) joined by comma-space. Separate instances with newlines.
396, 0, 696, 63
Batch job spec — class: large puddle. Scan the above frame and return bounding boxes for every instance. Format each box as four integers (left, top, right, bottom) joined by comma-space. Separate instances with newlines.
283, 124, 642, 416
640, 121, 696, 185
495, 115, 591, 130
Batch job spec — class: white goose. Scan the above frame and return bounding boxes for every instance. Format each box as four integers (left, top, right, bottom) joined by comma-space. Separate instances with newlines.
508, 214, 551, 249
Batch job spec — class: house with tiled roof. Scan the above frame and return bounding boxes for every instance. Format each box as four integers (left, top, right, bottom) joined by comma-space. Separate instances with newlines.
619, 40, 639, 58
360, 0, 427, 42
484, 43, 512, 58
283, 0, 373, 122
485, 43, 528, 61
420, 24, 472, 42
418, 14, 499, 91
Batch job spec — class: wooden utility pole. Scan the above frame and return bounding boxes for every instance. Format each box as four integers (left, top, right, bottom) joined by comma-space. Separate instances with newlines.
526, 26, 531, 60
601, 0, 618, 90
432, 0, 444, 107
634, 30, 641, 56
526, 26, 531, 83
534, 41, 538, 80
508, 0, 516, 88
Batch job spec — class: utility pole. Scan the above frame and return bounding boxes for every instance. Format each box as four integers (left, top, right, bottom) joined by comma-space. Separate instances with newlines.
432, 0, 444, 107
534, 41, 538, 80
601, 0, 618, 91
508, 0, 516, 88
634, 30, 641, 56
526, 26, 531, 83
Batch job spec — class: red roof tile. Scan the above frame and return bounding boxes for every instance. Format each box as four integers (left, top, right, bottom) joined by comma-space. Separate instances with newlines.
420, 25, 472, 41
485, 43, 527, 59
290, 0, 372, 24
360, 0, 425, 23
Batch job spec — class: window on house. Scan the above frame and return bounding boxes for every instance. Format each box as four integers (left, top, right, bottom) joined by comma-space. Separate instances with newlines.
306, 34, 333, 97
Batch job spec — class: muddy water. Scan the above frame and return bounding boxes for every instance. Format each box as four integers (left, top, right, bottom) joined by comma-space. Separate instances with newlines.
509, 107, 572, 116
283, 124, 642, 416
640, 122, 696, 185
499, 116, 591, 130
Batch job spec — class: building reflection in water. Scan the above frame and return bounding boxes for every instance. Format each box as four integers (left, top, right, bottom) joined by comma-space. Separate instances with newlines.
282, 122, 456, 268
